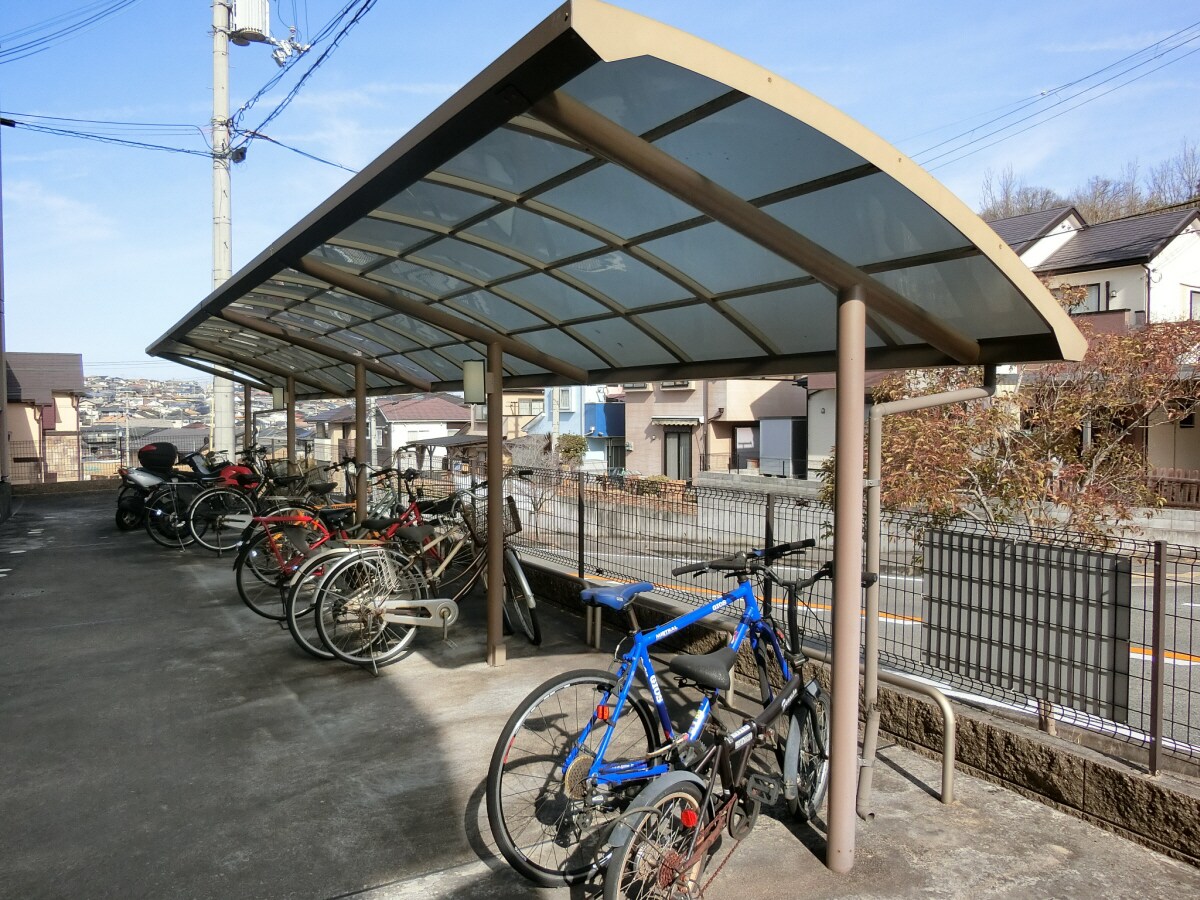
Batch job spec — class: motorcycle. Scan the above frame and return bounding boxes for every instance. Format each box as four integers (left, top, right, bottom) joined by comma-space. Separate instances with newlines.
114, 444, 247, 531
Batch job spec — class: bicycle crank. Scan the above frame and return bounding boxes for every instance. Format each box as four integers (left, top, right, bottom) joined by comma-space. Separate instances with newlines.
382, 598, 459, 628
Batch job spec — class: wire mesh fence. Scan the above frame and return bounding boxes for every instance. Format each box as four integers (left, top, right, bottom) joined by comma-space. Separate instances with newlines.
505, 467, 1199, 773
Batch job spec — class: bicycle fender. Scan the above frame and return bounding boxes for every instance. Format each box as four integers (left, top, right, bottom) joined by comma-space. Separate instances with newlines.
606, 769, 706, 849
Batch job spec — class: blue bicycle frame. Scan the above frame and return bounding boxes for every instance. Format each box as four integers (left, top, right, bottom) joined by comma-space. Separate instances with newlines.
568, 572, 794, 790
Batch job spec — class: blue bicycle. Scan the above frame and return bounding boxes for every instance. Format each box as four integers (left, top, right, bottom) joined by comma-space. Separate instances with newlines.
485, 540, 829, 886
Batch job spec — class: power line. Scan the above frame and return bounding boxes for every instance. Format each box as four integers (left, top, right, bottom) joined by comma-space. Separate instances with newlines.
926, 43, 1200, 172
232, 0, 379, 147
236, 129, 356, 173
0, 0, 143, 65
912, 24, 1200, 170
2, 119, 209, 157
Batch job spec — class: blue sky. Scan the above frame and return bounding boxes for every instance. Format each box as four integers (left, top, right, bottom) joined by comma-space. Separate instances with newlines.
3, 0, 1198, 380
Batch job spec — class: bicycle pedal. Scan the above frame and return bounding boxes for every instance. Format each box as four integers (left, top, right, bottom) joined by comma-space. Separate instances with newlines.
745, 773, 781, 805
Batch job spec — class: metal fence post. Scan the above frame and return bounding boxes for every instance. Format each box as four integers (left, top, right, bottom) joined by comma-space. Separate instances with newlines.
1149, 540, 1167, 775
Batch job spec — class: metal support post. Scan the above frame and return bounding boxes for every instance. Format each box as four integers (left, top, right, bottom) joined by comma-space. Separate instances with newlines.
285, 376, 296, 468
857, 366, 995, 819
243, 384, 252, 454
486, 341, 506, 667
1149, 540, 1167, 775
354, 363, 367, 522
828, 285, 867, 873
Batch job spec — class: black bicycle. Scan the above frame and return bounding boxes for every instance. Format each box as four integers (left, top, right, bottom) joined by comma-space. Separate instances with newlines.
602, 562, 836, 900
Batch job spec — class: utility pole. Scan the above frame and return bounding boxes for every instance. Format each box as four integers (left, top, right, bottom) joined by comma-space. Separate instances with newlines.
211, 0, 236, 459
0, 117, 15, 483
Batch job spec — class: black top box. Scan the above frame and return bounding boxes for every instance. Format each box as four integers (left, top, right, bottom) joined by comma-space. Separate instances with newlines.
138, 442, 179, 472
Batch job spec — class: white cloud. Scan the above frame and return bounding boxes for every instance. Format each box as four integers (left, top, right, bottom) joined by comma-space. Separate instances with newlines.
6, 179, 118, 242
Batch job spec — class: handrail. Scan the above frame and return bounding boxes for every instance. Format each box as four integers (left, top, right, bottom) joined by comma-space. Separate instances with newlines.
805, 645, 955, 809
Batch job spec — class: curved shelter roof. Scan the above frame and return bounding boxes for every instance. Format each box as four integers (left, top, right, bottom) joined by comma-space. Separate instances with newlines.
148, 0, 1085, 398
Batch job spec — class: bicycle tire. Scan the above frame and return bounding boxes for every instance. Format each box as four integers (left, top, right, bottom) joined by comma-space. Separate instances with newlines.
234, 528, 292, 620
284, 547, 353, 660
501, 549, 541, 646
312, 547, 425, 667
187, 488, 255, 553
603, 781, 708, 900
143, 489, 196, 548
486, 669, 660, 887
785, 686, 831, 822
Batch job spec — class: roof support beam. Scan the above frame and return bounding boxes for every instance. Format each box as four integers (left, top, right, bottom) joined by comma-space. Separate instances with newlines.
530, 90, 981, 365
178, 337, 348, 396
218, 309, 434, 393
159, 353, 272, 393
294, 257, 591, 384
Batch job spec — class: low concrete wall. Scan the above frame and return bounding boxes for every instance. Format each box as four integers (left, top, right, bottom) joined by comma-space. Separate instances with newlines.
12, 478, 117, 497
525, 563, 1200, 868
878, 680, 1200, 867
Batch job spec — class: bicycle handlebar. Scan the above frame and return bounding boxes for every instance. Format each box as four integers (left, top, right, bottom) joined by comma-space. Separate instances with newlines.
670, 539, 815, 577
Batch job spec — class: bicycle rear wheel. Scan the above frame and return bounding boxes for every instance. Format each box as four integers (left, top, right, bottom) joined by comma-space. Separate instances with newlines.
188, 488, 255, 553
486, 669, 660, 887
284, 547, 352, 660
604, 781, 708, 900
785, 685, 830, 822
234, 528, 299, 620
143, 490, 195, 548
312, 548, 425, 667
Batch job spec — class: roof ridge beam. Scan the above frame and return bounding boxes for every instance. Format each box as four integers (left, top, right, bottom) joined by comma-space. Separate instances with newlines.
219, 309, 433, 392
294, 257, 590, 384
158, 354, 273, 393
178, 337, 348, 396
530, 90, 981, 365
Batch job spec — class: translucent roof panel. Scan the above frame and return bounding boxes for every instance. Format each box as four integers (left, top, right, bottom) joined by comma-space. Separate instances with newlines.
149, 0, 1084, 398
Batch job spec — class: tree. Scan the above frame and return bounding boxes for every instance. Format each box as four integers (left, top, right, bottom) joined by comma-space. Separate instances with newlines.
555, 433, 588, 468
979, 165, 1065, 221
822, 320, 1200, 541
979, 141, 1200, 223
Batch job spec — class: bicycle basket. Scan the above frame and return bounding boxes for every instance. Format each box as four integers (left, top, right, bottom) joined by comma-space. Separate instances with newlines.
463, 495, 521, 546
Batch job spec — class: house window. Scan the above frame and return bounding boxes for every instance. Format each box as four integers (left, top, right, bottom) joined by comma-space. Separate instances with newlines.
517, 398, 544, 416
622, 382, 650, 390
1190, 290, 1200, 320
556, 388, 574, 412
475, 405, 488, 423
659, 380, 692, 390
663, 427, 692, 481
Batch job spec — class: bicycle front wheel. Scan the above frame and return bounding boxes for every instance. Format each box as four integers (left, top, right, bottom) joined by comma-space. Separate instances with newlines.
235, 528, 292, 620
188, 488, 255, 553
486, 669, 660, 887
785, 685, 831, 822
604, 781, 708, 900
312, 548, 425, 667
501, 549, 540, 646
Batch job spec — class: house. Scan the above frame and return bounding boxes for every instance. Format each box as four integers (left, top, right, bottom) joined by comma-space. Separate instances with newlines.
993, 205, 1200, 322
376, 394, 470, 469
522, 385, 626, 471
610, 378, 803, 481
799, 205, 1200, 479
5, 352, 85, 484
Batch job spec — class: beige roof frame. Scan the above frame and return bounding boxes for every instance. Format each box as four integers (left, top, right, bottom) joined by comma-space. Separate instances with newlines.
146, 0, 1086, 872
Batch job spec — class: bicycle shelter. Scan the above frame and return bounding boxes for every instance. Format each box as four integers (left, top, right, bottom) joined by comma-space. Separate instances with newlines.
146, 0, 1086, 873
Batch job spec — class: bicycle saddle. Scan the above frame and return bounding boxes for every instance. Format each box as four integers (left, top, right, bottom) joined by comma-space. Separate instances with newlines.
307, 481, 337, 496
579, 581, 653, 611
669, 645, 737, 692
316, 507, 355, 529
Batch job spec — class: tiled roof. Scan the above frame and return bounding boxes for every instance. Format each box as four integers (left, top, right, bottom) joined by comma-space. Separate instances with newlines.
1035, 208, 1200, 274
377, 394, 470, 423
986, 206, 1078, 254
6, 352, 85, 405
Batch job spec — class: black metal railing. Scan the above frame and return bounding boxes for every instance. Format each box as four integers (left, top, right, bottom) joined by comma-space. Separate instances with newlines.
502, 467, 1199, 773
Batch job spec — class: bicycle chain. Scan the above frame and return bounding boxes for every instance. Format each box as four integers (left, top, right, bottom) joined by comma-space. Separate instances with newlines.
700, 834, 741, 896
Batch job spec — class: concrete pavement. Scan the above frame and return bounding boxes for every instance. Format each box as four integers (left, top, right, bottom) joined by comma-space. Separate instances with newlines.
1, 490, 1198, 899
